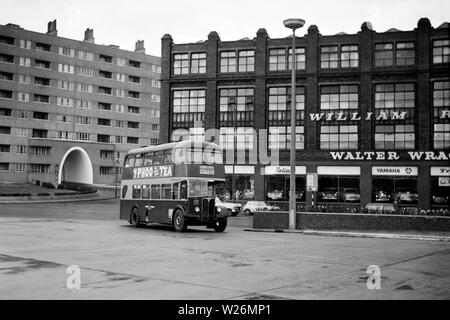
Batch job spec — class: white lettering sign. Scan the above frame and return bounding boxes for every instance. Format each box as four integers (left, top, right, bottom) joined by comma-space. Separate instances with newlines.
133, 165, 173, 179
372, 166, 418, 176
430, 167, 450, 176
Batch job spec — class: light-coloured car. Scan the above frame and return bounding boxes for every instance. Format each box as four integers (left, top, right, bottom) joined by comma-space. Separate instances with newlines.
215, 196, 242, 216
241, 201, 280, 215
364, 203, 399, 214
340, 188, 360, 202
392, 188, 418, 204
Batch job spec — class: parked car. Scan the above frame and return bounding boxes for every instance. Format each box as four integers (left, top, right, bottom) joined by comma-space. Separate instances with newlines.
242, 189, 254, 200
340, 188, 360, 202
373, 189, 391, 202
241, 201, 280, 215
392, 188, 418, 204
215, 196, 242, 216
318, 188, 339, 201
267, 189, 283, 200
364, 203, 399, 214
431, 193, 449, 204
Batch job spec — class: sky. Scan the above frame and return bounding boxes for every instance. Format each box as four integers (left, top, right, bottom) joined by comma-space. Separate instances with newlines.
1, 0, 449, 57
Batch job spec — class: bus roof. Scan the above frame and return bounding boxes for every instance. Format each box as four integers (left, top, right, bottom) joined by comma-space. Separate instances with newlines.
126, 141, 222, 155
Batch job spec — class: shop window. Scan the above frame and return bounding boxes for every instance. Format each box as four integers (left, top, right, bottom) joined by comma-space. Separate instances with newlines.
430, 177, 449, 206
318, 176, 360, 203
266, 176, 305, 201
372, 178, 417, 204
225, 175, 254, 200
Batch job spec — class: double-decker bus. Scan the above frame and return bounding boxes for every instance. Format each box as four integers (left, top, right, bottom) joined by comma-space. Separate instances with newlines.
119, 141, 231, 232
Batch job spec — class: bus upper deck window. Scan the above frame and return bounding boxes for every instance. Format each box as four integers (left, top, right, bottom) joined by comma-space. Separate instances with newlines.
180, 181, 188, 199
124, 155, 135, 168
154, 151, 164, 165
163, 150, 172, 164
144, 152, 153, 166
134, 154, 144, 167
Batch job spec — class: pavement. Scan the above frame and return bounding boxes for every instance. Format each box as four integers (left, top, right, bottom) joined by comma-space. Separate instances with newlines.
0, 199, 449, 299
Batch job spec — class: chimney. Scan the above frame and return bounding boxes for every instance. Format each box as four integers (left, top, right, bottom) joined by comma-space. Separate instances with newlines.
84, 28, 94, 43
47, 19, 57, 36
135, 40, 145, 53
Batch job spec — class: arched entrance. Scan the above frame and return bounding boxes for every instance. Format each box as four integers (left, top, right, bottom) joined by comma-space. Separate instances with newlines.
58, 147, 93, 185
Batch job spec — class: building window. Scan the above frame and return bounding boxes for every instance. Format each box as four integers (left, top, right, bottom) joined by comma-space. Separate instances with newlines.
288, 48, 306, 70
0, 126, 11, 135
29, 164, 50, 173
0, 108, 12, 117
375, 43, 394, 66
396, 42, 415, 65
0, 90, 13, 99
19, 57, 30, 66
16, 128, 28, 137
78, 51, 93, 60
100, 166, 115, 175
100, 150, 114, 159
98, 86, 112, 95
20, 40, 31, 49
15, 163, 26, 172
35, 59, 51, 69
269, 49, 286, 71
127, 137, 139, 144
374, 83, 415, 149
269, 126, 304, 150
128, 121, 140, 129
99, 70, 112, 79
151, 94, 160, 102
116, 73, 125, 82
375, 125, 415, 149
59, 47, 74, 57
115, 120, 124, 127
33, 111, 49, 120
58, 64, 74, 74
172, 89, 205, 129
432, 39, 450, 64
340, 45, 359, 68
32, 129, 48, 138
57, 97, 73, 107
220, 51, 237, 73
191, 53, 206, 74
433, 80, 450, 149
99, 54, 113, 63
152, 79, 161, 88
115, 136, 123, 144
268, 86, 305, 127
116, 89, 125, 97
34, 94, 50, 103
152, 64, 161, 73
320, 125, 358, 149
35, 42, 51, 52
0, 35, 15, 45
77, 83, 93, 93
19, 75, 30, 84
34, 77, 50, 86
74, 133, 89, 141
74, 116, 90, 125
17, 110, 28, 118
220, 127, 254, 150
57, 131, 70, 140
0, 71, 13, 81
116, 105, 124, 113
151, 138, 158, 145
173, 53, 189, 75
97, 134, 110, 143
30, 146, 51, 156
0, 163, 10, 171
128, 75, 140, 83
18, 92, 29, 102
98, 118, 111, 126
56, 114, 70, 123
98, 102, 112, 111
151, 124, 159, 131
0, 54, 14, 63
129, 60, 141, 68
219, 88, 254, 127
78, 67, 94, 77
16, 145, 27, 153
117, 58, 126, 66
320, 85, 359, 110
128, 106, 140, 114
320, 46, 339, 69
128, 91, 140, 99
58, 80, 74, 90
238, 50, 255, 72
0, 144, 10, 152
77, 100, 92, 109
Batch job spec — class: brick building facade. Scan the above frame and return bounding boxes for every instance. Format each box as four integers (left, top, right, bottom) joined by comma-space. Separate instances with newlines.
159, 18, 449, 211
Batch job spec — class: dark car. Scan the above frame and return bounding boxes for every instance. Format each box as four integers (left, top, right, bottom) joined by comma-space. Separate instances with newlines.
392, 188, 418, 204
431, 193, 449, 204
339, 188, 360, 202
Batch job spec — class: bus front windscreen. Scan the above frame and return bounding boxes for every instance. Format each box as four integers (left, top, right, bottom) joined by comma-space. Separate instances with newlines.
189, 180, 209, 197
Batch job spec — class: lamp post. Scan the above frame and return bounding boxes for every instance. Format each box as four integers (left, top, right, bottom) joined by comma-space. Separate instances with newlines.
283, 18, 305, 230
114, 159, 120, 198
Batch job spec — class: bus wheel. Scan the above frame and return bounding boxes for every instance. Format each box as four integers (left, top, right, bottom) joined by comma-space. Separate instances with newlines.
173, 210, 187, 232
130, 207, 141, 228
214, 218, 227, 232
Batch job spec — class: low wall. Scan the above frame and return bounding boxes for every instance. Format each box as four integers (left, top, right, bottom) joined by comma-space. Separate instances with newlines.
253, 211, 450, 231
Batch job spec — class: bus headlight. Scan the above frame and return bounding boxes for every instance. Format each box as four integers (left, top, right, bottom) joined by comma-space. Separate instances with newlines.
216, 207, 222, 213
195, 207, 200, 213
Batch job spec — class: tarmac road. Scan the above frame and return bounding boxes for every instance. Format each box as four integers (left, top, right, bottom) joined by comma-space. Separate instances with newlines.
0, 200, 449, 300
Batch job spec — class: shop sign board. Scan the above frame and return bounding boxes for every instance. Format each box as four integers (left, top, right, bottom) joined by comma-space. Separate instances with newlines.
439, 177, 450, 187
372, 166, 418, 176
263, 166, 306, 175
430, 167, 450, 176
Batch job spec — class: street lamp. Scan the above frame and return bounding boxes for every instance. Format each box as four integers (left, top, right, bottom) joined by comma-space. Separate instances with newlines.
283, 18, 305, 230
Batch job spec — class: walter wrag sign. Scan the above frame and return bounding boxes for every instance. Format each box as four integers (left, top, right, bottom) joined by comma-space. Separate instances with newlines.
330, 151, 450, 161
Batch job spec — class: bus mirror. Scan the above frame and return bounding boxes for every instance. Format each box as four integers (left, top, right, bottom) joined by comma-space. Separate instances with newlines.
145, 205, 155, 210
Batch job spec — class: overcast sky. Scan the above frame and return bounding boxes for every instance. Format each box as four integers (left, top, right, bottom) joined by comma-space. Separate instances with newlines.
1, 0, 448, 56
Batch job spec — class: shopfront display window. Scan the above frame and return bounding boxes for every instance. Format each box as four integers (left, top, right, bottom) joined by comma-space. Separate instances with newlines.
266, 176, 305, 201
372, 178, 418, 204
318, 176, 360, 203
225, 175, 255, 200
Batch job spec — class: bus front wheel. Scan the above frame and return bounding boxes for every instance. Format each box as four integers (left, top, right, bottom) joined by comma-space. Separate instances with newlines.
130, 207, 141, 228
173, 210, 187, 232
214, 218, 227, 232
